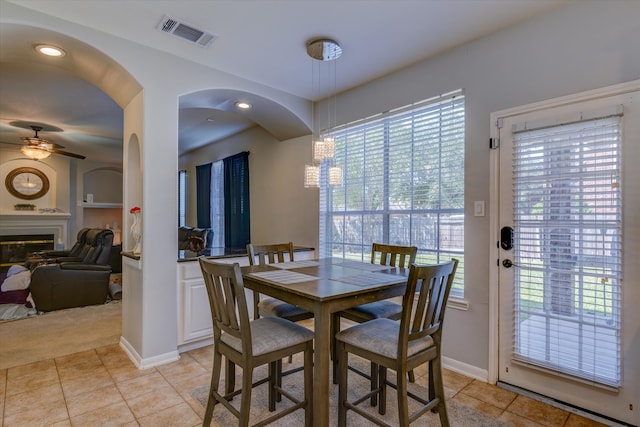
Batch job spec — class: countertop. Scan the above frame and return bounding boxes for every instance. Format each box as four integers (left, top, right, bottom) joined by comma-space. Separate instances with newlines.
177, 246, 314, 262
121, 246, 315, 262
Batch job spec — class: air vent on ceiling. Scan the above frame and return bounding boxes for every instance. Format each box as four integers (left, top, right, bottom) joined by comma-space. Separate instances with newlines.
157, 15, 216, 47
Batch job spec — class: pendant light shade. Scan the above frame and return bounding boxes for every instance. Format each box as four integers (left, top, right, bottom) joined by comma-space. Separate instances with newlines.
328, 166, 343, 186
304, 164, 320, 188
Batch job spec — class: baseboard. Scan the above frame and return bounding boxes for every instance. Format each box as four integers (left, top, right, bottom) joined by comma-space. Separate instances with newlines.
442, 356, 489, 382
178, 337, 213, 353
119, 336, 180, 369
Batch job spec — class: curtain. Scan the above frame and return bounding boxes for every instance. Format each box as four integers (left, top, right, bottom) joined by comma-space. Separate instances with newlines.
195, 163, 212, 228
224, 151, 250, 249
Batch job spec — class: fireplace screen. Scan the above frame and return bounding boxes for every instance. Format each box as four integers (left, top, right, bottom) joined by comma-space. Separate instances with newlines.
0, 235, 54, 272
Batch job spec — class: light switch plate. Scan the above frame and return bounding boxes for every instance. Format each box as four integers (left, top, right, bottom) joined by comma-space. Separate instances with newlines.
474, 201, 485, 217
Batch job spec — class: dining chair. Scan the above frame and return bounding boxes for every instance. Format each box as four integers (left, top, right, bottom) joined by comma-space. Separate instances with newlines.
198, 257, 314, 427
332, 243, 418, 396
336, 259, 458, 427
246, 242, 314, 397
247, 242, 314, 323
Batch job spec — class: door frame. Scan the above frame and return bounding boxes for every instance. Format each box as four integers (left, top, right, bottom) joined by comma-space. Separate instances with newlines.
487, 79, 640, 386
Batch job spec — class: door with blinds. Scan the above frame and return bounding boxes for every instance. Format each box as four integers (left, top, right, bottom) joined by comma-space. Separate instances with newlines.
494, 82, 639, 425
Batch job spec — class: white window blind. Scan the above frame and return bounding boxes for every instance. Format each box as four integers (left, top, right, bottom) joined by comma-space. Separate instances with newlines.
320, 91, 465, 293
511, 110, 622, 387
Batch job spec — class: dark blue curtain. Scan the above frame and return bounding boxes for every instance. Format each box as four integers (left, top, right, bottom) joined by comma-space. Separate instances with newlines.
224, 151, 250, 249
195, 163, 212, 228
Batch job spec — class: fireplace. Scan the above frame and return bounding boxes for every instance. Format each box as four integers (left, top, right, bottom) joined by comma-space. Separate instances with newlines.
0, 210, 71, 272
0, 234, 54, 272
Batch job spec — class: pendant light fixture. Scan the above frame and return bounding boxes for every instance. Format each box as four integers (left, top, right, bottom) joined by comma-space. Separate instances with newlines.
304, 38, 343, 187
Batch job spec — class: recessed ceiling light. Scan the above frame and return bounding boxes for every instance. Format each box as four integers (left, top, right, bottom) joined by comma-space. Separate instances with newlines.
235, 101, 252, 110
35, 44, 65, 57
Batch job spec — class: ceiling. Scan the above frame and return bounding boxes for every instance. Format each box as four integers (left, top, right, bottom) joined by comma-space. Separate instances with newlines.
0, 0, 568, 164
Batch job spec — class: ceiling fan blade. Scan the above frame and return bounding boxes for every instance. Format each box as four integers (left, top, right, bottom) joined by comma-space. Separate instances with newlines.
48, 148, 86, 159
0, 140, 24, 147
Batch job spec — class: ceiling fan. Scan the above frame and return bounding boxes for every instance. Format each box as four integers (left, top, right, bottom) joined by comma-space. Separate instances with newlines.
0, 125, 85, 160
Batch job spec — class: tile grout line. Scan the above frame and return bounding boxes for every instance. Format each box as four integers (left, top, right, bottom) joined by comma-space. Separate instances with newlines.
154, 362, 200, 422
53, 355, 72, 426
1, 368, 5, 427
99, 349, 140, 426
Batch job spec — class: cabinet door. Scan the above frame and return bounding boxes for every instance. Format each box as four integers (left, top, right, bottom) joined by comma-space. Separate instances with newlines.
178, 278, 213, 344
178, 261, 213, 344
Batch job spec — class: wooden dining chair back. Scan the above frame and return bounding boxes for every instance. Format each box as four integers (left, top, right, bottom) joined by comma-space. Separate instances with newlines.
370, 242, 417, 269
198, 257, 314, 427
246, 242, 313, 322
248, 242, 294, 266
336, 259, 458, 427
332, 243, 418, 388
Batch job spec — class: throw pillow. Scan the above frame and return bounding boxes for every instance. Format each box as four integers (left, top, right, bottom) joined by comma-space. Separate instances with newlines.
1, 270, 31, 291
7, 264, 28, 277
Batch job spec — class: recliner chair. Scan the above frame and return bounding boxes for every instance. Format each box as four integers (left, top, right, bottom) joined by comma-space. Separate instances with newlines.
25, 228, 91, 269
29, 229, 114, 312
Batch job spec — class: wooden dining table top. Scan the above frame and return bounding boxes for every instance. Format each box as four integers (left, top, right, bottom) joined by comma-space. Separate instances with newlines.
241, 257, 409, 302
241, 257, 410, 427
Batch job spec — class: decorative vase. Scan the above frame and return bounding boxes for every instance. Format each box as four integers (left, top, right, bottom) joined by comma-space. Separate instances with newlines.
130, 211, 141, 255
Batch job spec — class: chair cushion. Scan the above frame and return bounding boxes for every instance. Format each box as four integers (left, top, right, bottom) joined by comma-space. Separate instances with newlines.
258, 297, 310, 319
221, 316, 314, 357
341, 300, 402, 322
336, 318, 434, 360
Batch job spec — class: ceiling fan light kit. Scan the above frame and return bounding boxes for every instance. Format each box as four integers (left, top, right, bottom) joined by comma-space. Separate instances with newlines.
21, 145, 51, 160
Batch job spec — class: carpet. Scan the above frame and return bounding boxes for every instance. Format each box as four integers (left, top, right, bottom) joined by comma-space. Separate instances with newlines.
0, 300, 121, 370
192, 357, 509, 427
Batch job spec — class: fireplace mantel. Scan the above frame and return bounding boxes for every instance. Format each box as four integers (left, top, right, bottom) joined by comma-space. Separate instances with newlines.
0, 209, 71, 249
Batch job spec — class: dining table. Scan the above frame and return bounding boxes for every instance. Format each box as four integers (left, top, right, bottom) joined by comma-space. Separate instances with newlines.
241, 257, 410, 427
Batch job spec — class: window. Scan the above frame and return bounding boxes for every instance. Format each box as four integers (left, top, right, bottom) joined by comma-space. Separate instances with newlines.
210, 161, 225, 248
178, 169, 186, 227
320, 90, 465, 294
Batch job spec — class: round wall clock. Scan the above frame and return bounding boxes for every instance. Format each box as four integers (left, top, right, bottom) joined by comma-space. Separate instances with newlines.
5, 167, 50, 200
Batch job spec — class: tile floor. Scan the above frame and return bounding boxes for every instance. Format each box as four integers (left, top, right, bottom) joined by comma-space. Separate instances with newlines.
0, 341, 610, 427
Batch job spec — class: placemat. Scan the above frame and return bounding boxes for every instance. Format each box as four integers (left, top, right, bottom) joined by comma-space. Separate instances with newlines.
334, 271, 404, 287
248, 270, 317, 284
334, 260, 391, 272
271, 260, 320, 269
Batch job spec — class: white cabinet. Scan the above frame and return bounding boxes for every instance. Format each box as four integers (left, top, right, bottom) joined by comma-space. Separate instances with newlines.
177, 261, 214, 345
177, 249, 315, 351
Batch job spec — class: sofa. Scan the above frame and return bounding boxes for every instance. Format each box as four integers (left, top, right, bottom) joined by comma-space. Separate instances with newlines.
29, 228, 114, 312
178, 226, 211, 251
